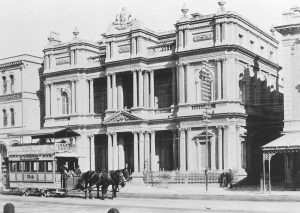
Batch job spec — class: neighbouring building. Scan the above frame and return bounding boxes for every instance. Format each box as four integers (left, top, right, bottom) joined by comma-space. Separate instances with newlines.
0, 54, 42, 165
263, 6, 300, 188
42, 2, 283, 180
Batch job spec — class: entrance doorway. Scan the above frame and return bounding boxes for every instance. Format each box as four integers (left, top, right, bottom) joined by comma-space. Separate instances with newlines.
155, 131, 173, 171
95, 134, 107, 172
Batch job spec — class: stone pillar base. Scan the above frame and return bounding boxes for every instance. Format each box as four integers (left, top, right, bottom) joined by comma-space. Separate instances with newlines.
130, 172, 145, 185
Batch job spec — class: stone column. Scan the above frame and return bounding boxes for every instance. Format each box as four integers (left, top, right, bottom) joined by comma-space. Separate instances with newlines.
118, 135, 125, 169
172, 130, 178, 170
172, 66, 177, 106
139, 131, 145, 171
178, 30, 183, 49
223, 126, 229, 169
217, 60, 222, 100
186, 128, 193, 171
89, 135, 95, 170
185, 64, 194, 104
178, 64, 185, 104
184, 29, 189, 48
113, 132, 118, 170
89, 79, 94, 113
112, 73, 117, 110
150, 70, 155, 108
236, 126, 242, 170
138, 70, 144, 107
196, 140, 201, 170
143, 71, 150, 108
150, 131, 156, 171
50, 83, 55, 116
179, 128, 186, 171
132, 70, 137, 108
133, 131, 139, 172
71, 81, 75, 114
211, 135, 216, 170
132, 37, 136, 56
45, 83, 50, 116
107, 74, 112, 110
107, 133, 113, 170
222, 59, 227, 99
144, 131, 150, 169
117, 77, 123, 110
217, 127, 223, 170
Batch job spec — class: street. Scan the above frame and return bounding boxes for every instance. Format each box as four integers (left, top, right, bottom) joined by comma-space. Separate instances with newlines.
1, 193, 300, 213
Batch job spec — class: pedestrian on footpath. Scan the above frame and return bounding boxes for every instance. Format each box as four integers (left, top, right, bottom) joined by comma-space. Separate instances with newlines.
227, 169, 234, 188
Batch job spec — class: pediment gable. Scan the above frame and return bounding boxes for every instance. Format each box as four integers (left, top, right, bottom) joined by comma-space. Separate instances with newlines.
103, 111, 143, 125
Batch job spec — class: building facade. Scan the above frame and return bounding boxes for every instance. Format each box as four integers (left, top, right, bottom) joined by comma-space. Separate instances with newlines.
273, 6, 300, 186
0, 54, 42, 165
42, 3, 282, 179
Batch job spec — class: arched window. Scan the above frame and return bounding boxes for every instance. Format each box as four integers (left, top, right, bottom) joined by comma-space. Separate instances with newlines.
3, 109, 7, 127
10, 75, 14, 93
2, 76, 7, 94
10, 108, 15, 126
195, 68, 214, 102
61, 92, 69, 115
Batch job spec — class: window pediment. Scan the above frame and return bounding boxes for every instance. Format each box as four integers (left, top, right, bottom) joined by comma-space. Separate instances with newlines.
103, 111, 144, 125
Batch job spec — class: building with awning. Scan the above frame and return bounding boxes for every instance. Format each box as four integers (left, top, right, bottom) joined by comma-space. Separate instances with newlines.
263, 5, 300, 191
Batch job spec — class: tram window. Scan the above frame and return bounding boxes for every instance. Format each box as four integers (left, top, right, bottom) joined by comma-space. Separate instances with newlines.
46, 161, 53, 172
17, 162, 24, 172
38, 162, 45, 172
24, 162, 30, 172
10, 162, 17, 172
31, 162, 38, 172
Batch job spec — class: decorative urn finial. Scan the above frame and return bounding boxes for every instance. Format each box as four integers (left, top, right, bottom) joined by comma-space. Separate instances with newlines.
181, 4, 189, 18
218, 0, 226, 12
73, 27, 79, 40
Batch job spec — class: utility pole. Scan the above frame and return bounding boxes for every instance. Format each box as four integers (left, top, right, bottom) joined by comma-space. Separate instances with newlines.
204, 100, 212, 192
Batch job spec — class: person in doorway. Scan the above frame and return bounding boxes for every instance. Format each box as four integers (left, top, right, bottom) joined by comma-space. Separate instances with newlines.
59, 163, 68, 175
74, 165, 82, 176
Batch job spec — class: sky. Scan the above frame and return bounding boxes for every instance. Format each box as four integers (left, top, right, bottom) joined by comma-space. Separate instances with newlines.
0, 0, 299, 59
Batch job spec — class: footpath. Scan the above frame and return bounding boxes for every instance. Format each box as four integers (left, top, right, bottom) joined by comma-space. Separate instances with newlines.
2, 182, 300, 202
118, 183, 300, 202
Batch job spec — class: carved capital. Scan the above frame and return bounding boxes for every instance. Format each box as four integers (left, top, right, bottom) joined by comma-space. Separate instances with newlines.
88, 134, 94, 139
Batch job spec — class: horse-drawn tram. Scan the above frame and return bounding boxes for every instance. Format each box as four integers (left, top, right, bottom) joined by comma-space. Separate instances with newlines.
7, 128, 81, 197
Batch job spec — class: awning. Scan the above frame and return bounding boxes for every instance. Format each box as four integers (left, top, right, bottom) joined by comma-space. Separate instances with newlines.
262, 132, 300, 152
55, 152, 85, 158
9, 128, 80, 139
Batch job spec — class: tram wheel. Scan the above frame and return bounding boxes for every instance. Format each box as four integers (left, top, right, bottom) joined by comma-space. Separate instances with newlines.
22, 190, 29, 197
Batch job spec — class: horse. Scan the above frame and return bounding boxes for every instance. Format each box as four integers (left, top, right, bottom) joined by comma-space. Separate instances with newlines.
75, 168, 131, 199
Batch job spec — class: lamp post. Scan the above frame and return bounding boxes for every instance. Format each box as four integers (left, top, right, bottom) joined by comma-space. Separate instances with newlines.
204, 100, 212, 192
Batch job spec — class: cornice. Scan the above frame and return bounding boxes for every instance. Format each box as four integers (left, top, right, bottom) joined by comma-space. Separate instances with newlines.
42, 66, 105, 78
175, 45, 282, 71
0, 61, 23, 69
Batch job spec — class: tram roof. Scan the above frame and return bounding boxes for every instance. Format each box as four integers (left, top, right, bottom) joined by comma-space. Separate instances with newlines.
262, 132, 300, 152
9, 128, 80, 139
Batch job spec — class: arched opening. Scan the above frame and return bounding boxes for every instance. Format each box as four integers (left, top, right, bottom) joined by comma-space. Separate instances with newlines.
3, 109, 7, 127
10, 108, 15, 126
2, 76, 7, 95
9, 75, 14, 93
61, 91, 69, 115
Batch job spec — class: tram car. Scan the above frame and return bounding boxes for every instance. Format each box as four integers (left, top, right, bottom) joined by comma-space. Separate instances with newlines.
7, 128, 82, 197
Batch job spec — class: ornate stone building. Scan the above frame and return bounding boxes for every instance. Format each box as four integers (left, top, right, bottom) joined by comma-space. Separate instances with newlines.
42, 3, 282, 179
0, 54, 42, 165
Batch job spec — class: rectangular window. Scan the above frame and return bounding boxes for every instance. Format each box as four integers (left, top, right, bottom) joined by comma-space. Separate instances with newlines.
24, 161, 30, 172
10, 162, 17, 172
17, 162, 24, 172
46, 161, 53, 172
31, 162, 38, 172
39, 162, 45, 172
238, 34, 243, 45
250, 40, 254, 51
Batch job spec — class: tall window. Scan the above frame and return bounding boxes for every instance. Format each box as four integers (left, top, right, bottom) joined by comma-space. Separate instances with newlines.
2, 76, 7, 94
61, 92, 69, 115
10, 108, 15, 126
10, 75, 14, 93
199, 68, 213, 101
3, 109, 7, 127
